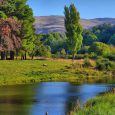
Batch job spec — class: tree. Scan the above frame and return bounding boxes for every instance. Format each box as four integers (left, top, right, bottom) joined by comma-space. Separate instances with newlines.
108, 34, 115, 46
40, 33, 67, 53
0, 18, 21, 60
92, 24, 115, 43
82, 29, 97, 46
0, 0, 36, 60
64, 4, 83, 60
21, 20, 36, 60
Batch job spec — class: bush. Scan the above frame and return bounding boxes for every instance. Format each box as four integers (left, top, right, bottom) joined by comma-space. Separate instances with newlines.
60, 48, 66, 58
96, 58, 113, 70
106, 54, 115, 61
75, 54, 85, 59
89, 42, 111, 57
83, 58, 92, 68
75, 54, 90, 59
89, 52, 97, 59
37, 45, 51, 58
78, 46, 90, 54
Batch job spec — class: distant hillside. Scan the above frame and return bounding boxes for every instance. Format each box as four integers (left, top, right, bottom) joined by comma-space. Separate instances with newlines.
34, 16, 115, 34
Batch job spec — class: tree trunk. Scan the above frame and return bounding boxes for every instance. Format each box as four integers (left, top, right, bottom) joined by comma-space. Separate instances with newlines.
1, 51, 6, 60
31, 55, 34, 60
6, 52, 8, 60
72, 53, 75, 61
16, 50, 18, 60
21, 55, 24, 60
66, 51, 68, 59
72, 54, 75, 63
24, 51, 27, 60
10, 51, 15, 60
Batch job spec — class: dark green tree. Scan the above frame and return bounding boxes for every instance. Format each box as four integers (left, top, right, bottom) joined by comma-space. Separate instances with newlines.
82, 29, 97, 46
64, 4, 83, 60
40, 33, 67, 53
108, 34, 115, 46
0, 0, 36, 60
92, 24, 115, 43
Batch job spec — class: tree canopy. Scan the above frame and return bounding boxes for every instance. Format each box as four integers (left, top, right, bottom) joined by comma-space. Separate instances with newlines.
64, 4, 83, 59
0, 0, 36, 60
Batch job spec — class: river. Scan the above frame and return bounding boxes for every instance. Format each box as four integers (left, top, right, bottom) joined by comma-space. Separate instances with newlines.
0, 82, 114, 115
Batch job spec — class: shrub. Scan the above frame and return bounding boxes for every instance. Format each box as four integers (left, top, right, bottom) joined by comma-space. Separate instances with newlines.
107, 54, 115, 61
75, 54, 91, 59
96, 58, 113, 70
89, 52, 97, 59
75, 54, 85, 59
60, 48, 66, 58
37, 45, 51, 58
55, 51, 61, 58
83, 58, 92, 68
78, 46, 90, 54
89, 42, 111, 57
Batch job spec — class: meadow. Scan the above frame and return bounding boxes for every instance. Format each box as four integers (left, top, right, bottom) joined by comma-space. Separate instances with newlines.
0, 59, 114, 86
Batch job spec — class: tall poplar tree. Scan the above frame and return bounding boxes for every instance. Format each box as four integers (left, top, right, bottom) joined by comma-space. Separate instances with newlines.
64, 4, 83, 60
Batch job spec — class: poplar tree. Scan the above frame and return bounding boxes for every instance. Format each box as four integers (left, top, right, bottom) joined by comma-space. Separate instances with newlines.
64, 4, 83, 60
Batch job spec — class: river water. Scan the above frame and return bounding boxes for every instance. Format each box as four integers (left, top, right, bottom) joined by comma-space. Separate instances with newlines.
0, 82, 114, 115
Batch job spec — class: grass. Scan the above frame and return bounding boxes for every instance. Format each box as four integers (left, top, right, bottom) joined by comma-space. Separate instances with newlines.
0, 59, 114, 86
70, 93, 115, 115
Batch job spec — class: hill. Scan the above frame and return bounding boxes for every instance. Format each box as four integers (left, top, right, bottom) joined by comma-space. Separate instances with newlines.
34, 16, 115, 34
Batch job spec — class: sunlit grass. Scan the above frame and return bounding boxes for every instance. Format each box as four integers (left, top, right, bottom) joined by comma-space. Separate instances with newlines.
72, 93, 115, 115
0, 59, 114, 86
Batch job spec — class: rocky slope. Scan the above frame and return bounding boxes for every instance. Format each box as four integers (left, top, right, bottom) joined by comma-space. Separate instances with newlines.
34, 16, 115, 34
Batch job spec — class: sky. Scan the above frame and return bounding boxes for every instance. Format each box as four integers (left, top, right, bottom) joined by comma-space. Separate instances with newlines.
27, 0, 115, 19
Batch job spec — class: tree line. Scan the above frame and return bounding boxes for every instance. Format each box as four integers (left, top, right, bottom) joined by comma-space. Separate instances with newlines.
0, 1, 114, 60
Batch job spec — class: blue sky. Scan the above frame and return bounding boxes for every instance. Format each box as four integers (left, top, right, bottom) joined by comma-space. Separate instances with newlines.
27, 0, 115, 19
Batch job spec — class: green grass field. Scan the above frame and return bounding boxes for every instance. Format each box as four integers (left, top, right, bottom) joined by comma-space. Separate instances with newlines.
71, 93, 115, 115
0, 59, 114, 86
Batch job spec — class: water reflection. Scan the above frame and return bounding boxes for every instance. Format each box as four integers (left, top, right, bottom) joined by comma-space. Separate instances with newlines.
0, 82, 114, 115
0, 85, 36, 115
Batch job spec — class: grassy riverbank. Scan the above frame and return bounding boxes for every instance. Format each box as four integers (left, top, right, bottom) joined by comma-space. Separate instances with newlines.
72, 93, 115, 115
0, 59, 114, 86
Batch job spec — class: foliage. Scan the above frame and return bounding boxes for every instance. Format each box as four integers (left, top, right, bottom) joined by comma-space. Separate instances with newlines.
0, 18, 21, 51
0, 11, 7, 19
82, 29, 97, 46
83, 58, 92, 68
89, 42, 111, 57
40, 33, 67, 53
108, 34, 115, 46
36, 45, 51, 58
75, 54, 85, 59
0, 0, 36, 60
92, 23, 115, 43
78, 46, 90, 54
107, 54, 115, 61
96, 58, 114, 70
64, 4, 83, 59
73, 93, 115, 115
60, 48, 66, 58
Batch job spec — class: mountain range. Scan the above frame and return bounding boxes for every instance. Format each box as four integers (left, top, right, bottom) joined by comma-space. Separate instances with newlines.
34, 16, 115, 34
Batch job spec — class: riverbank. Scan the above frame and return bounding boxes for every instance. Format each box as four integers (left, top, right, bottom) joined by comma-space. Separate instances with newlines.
0, 59, 114, 86
71, 93, 115, 115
